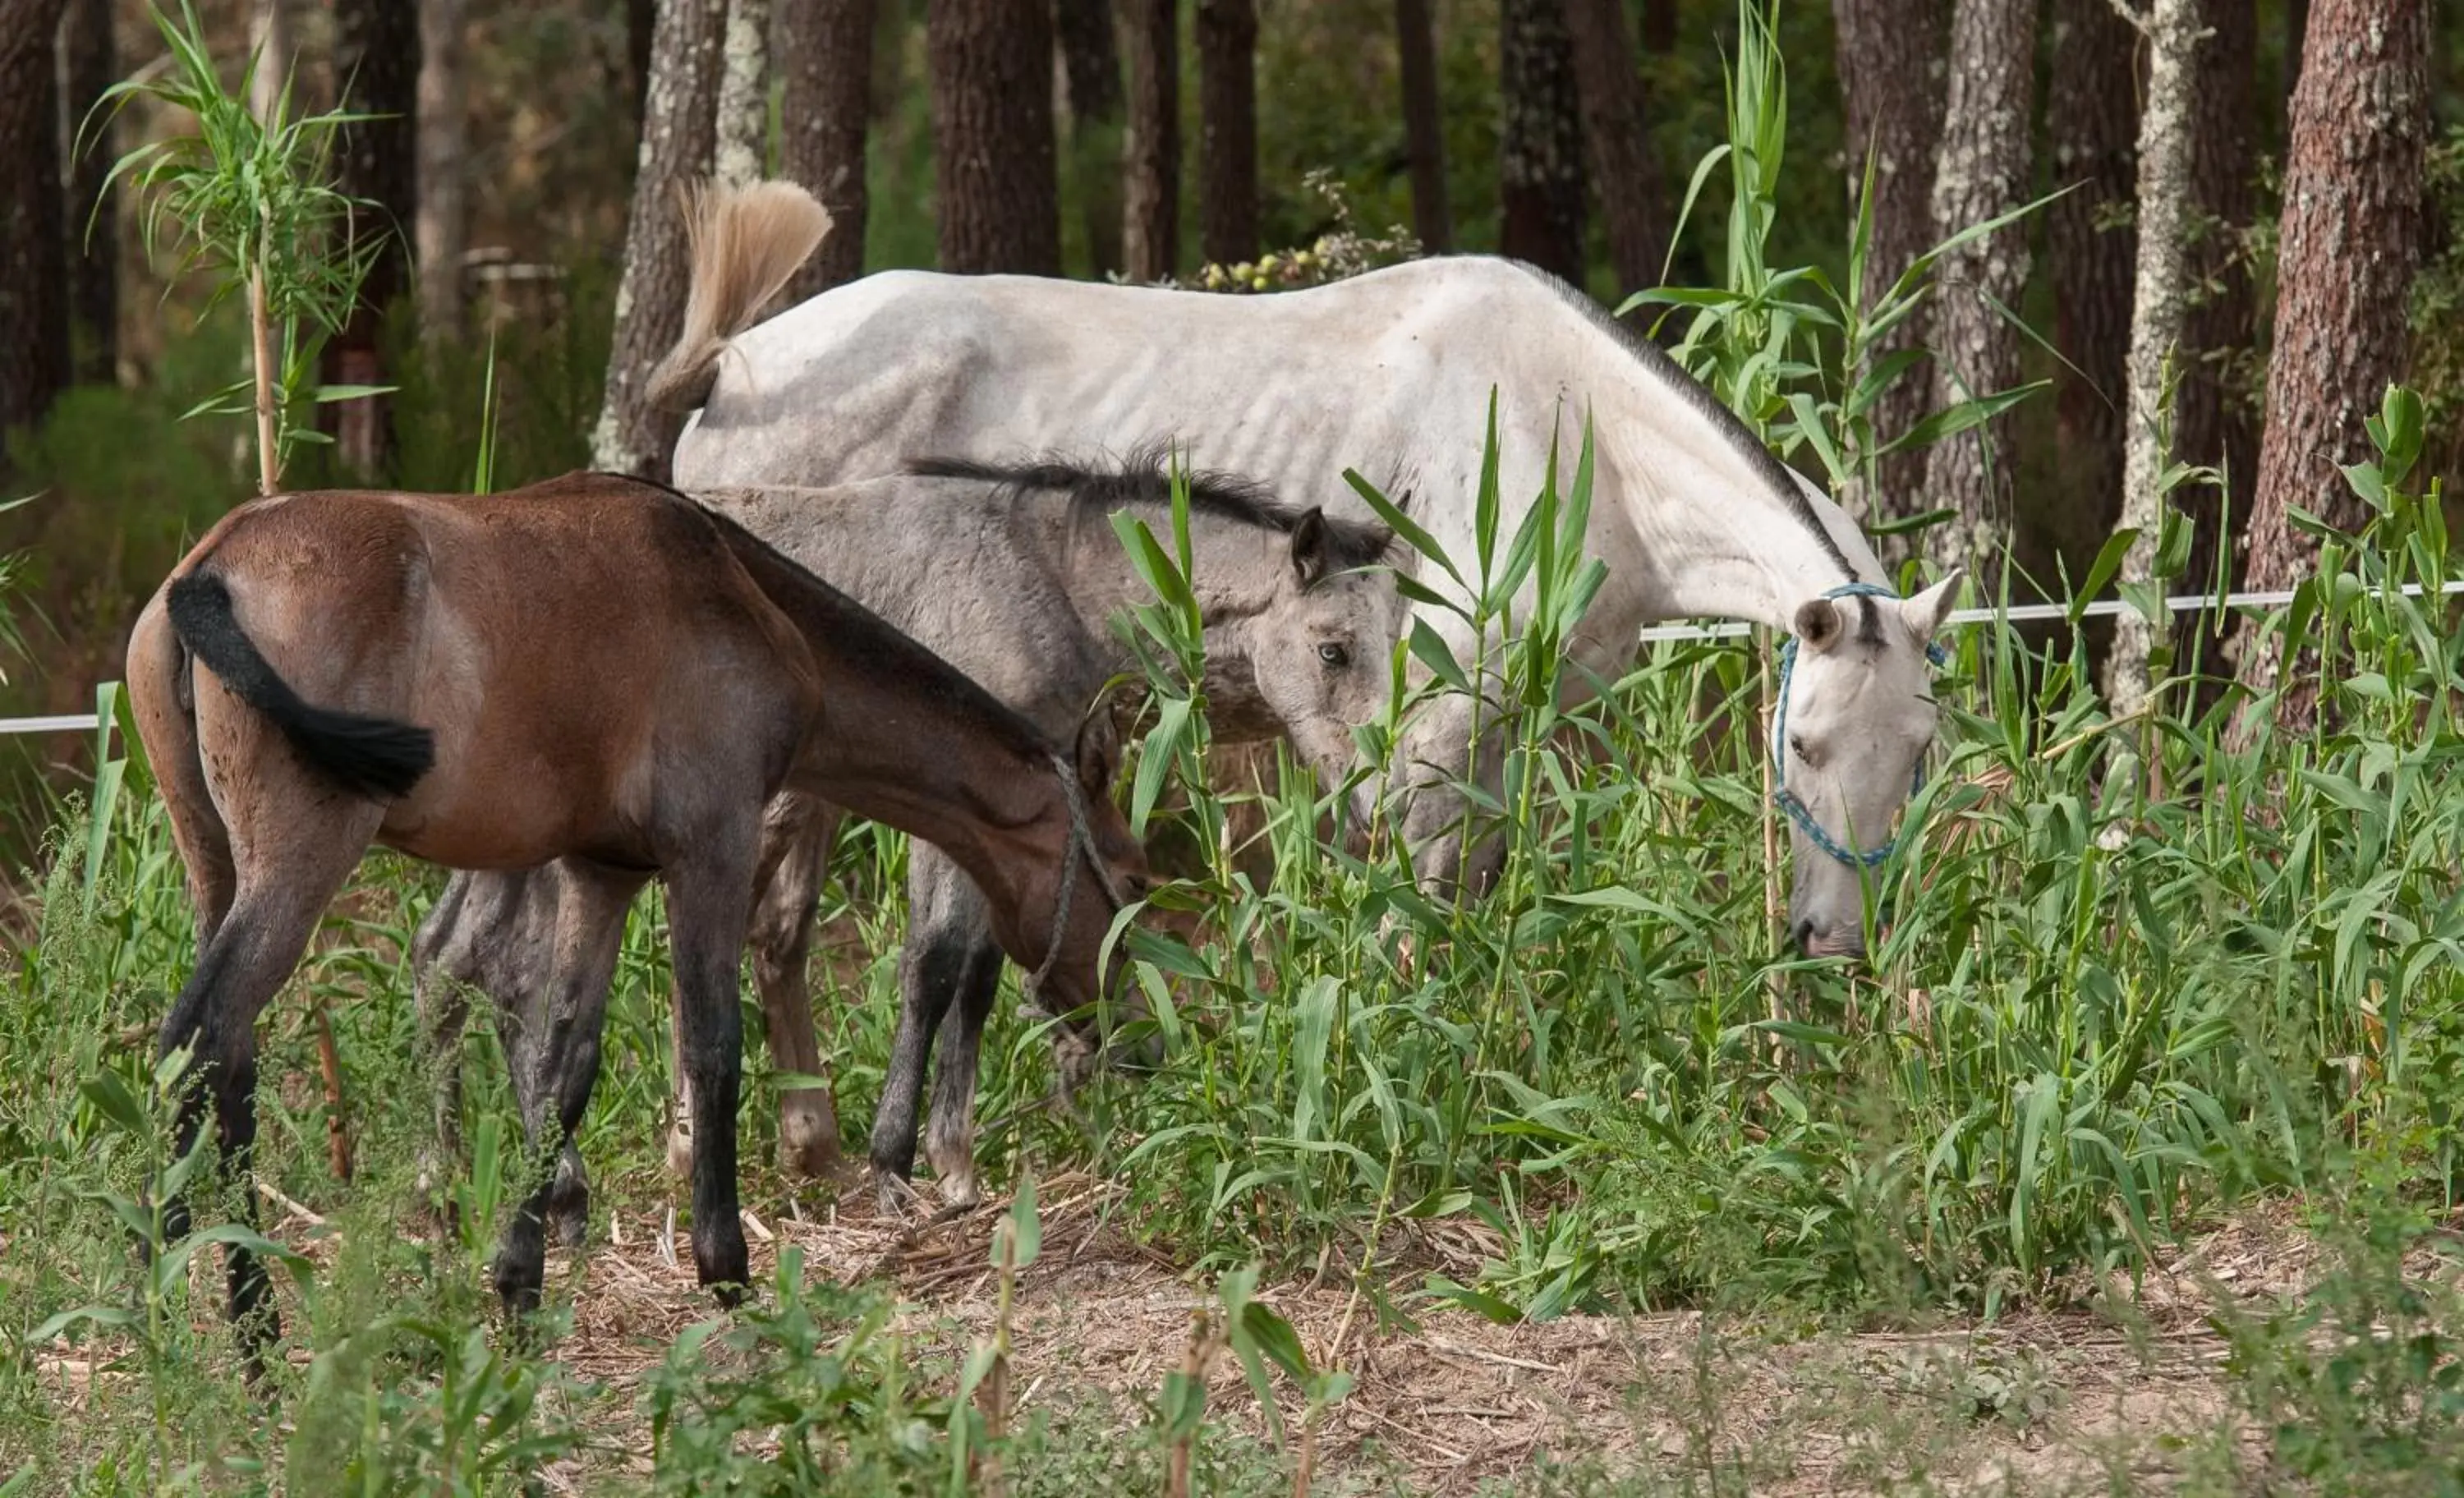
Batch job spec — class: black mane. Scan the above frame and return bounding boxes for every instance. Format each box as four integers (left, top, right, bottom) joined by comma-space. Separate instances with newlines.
1501, 260, 1859, 579
908, 447, 1396, 575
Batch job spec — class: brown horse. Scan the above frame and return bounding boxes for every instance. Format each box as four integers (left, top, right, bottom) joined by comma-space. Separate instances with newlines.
126, 471, 1146, 1359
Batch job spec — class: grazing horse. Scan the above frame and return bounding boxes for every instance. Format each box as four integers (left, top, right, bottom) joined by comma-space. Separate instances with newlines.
125, 472, 1146, 1358
417, 453, 1406, 1223
654, 182, 1963, 953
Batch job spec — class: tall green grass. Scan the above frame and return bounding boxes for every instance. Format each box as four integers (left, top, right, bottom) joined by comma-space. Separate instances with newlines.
6, 2, 2462, 1491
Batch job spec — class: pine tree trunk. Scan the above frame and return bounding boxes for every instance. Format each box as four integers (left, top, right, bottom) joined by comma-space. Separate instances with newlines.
714, 0, 771, 189
1919, 0, 2039, 580
1642, 0, 1676, 53
1832, 0, 1947, 520
1564, 0, 1665, 300
1055, 0, 1124, 276
2174, 0, 2257, 617
416, 0, 468, 338
2047, 0, 2138, 545
2236, 0, 2430, 720
929, 0, 1060, 274
60, 0, 114, 384
2104, 0, 2200, 716
325, 0, 421, 476
1395, 0, 1451, 252
0, 0, 69, 472
1121, 0, 1179, 281
592, 0, 729, 479
1195, 0, 1258, 268
1498, 0, 1585, 284
779, 0, 874, 298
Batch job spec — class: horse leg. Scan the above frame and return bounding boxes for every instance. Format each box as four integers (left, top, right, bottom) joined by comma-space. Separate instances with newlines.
748, 792, 843, 1179
666, 852, 756, 1300
488, 862, 641, 1316
867, 852, 980, 1210
913, 854, 1007, 1211
671, 794, 839, 1183
409, 870, 480, 1219
155, 803, 382, 1372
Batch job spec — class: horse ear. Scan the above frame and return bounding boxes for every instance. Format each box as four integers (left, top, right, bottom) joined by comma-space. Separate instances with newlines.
1289, 508, 1331, 588
1073, 709, 1121, 796
1793, 596, 1845, 654
1905, 568, 1965, 638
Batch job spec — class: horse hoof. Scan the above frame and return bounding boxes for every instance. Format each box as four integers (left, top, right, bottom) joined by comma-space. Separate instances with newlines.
873, 1169, 924, 1219
778, 1131, 842, 1182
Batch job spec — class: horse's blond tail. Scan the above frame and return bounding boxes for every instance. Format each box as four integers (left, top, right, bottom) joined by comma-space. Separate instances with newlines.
644, 179, 834, 413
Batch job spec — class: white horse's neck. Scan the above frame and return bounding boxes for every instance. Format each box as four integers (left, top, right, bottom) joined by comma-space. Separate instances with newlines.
1519, 283, 1887, 630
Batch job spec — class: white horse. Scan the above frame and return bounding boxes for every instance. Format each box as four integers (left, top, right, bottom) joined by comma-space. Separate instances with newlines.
651, 184, 1961, 957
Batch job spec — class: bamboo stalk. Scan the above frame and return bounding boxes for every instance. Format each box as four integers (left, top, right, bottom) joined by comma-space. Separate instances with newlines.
314, 1001, 352, 1181
248, 256, 278, 498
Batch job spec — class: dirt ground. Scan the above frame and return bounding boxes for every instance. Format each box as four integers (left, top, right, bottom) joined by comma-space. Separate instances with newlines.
196, 1178, 2373, 1494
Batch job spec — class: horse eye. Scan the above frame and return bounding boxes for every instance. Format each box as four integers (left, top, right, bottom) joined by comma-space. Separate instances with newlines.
1317, 642, 1349, 667
1790, 734, 1821, 769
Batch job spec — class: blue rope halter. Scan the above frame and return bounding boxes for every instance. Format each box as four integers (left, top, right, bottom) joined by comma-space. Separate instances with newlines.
1770, 582, 1952, 870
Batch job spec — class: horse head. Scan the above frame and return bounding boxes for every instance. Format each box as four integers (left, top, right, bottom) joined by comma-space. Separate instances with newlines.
1243, 508, 1409, 835
1776, 572, 1963, 959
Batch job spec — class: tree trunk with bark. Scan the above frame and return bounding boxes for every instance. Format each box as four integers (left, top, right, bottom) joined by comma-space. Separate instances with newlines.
2047, 0, 2139, 544
1643, 0, 1677, 53
2236, 0, 2430, 718
2175, 0, 2257, 613
1565, 0, 1666, 299
1832, 0, 1948, 519
1497, 0, 1585, 284
1919, 0, 2039, 579
928, 0, 1060, 274
1195, 0, 1258, 268
1121, 0, 1179, 281
0, 0, 69, 468
779, 0, 874, 298
1395, 0, 1450, 252
2103, 0, 2200, 715
325, 0, 421, 476
592, 0, 729, 479
714, 0, 770, 188
60, 0, 114, 384
1055, 0, 1124, 276
416, 0, 468, 337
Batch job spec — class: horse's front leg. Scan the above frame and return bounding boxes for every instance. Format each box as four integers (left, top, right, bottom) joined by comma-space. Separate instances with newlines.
486, 862, 641, 1317
666, 848, 756, 1302
725, 791, 847, 1181
867, 852, 993, 1211
911, 853, 1007, 1211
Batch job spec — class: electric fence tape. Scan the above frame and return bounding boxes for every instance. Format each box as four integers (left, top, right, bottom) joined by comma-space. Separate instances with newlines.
6, 579, 2463, 738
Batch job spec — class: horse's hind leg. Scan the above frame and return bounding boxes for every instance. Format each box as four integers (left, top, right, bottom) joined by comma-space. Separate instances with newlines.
413, 867, 593, 1247
487, 862, 642, 1316
127, 601, 236, 944
155, 796, 381, 1369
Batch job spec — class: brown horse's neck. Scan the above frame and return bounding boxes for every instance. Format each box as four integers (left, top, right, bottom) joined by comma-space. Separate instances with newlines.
704, 509, 1068, 869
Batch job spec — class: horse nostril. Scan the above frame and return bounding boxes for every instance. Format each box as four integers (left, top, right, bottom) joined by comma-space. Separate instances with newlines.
1791, 919, 1817, 953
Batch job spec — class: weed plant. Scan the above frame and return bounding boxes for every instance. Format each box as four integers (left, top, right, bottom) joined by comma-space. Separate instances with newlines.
6, 3, 2463, 1492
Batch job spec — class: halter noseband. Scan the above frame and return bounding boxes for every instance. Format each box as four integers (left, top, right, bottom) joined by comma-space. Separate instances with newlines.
1023, 751, 1135, 999
1770, 582, 1951, 870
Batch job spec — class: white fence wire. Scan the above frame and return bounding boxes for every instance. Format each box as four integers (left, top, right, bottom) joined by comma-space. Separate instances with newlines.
5, 580, 2461, 739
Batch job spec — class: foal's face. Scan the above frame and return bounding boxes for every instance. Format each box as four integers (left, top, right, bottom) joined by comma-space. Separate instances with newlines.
1248, 515, 1408, 829
1781, 573, 1962, 959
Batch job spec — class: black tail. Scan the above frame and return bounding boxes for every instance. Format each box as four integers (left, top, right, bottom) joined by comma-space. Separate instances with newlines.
166, 572, 437, 799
